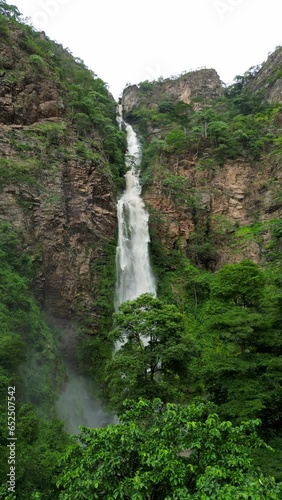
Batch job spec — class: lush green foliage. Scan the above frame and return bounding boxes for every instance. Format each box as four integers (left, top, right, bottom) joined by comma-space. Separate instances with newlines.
57, 399, 281, 499
0, 223, 70, 498
0, 223, 65, 413
105, 295, 196, 413
0, 404, 71, 499
77, 240, 117, 382
1, 4, 282, 497
0, 5, 126, 192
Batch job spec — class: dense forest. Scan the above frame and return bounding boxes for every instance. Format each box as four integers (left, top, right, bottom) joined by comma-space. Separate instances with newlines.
0, 1, 282, 498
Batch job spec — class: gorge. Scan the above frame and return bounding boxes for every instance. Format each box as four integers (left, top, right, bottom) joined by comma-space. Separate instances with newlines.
0, 3, 282, 497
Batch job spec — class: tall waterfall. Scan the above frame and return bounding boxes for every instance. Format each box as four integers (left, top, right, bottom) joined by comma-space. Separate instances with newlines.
115, 111, 156, 310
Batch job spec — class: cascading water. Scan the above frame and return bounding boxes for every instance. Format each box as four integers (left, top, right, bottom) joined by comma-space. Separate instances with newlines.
115, 110, 156, 310
56, 109, 156, 431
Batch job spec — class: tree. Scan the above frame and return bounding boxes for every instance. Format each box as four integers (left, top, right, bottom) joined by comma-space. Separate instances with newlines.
201, 261, 282, 426
162, 175, 190, 204
165, 129, 186, 154
0, 403, 71, 499
0, 1, 21, 19
57, 399, 281, 499
210, 260, 265, 308
105, 295, 195, 413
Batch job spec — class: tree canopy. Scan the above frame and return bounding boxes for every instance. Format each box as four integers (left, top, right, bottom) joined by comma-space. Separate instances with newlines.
57, 399, 281, 499
105, 295, 196, 413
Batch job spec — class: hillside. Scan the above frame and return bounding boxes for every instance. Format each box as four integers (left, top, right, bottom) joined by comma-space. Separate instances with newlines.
118, 51, 282, 487
0, 3, 127, 368
121, 52, 282, 272
0, 4, 126, 497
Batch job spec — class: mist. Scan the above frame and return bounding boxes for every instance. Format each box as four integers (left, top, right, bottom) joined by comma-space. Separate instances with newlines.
56, 367, 114, 434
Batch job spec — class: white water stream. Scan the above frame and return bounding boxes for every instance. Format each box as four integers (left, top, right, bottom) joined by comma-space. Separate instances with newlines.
115, 111, 156, 310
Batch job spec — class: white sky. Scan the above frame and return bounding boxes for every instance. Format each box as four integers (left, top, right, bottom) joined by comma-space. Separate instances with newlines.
13, 0, 282, 100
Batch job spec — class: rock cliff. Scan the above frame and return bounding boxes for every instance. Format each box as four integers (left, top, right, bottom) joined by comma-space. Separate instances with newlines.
0, 17, 124, 359
123, 51, 282, 272
123, 68, 223, 118
247, 46, 282, 103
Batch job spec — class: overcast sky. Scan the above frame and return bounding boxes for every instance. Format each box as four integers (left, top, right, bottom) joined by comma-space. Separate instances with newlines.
13, 0, 282, 99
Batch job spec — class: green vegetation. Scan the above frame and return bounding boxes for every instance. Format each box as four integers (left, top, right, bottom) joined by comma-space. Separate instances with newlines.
0, 223, 66, 411
0, 3, 127, 497
132, 67, 282, 184
104, 294, 195, 413
1, 1, 282, 497
77, 240, 117, 383
0, 222, 70, 498
0, 1, 126, 193
58, 399, 281, 499
0, 406, 71, 499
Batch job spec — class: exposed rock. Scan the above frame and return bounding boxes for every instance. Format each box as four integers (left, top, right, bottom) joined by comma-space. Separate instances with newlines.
0, 23, 121, 335
0, 130, 117, 321
247, 46, 282, 103
123, 68, 223, 117
145, 157, 282, 267
122, 85, 140, 116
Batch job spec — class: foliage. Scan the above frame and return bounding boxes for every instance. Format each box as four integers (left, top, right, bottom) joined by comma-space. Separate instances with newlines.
0, 222, 70, 498
0, 158, 42, 188
0, 12, 8, 36
0, 404, 71, 499
165, 129, 187, 153
0, 222, 65, 414
0, 8, 126, 191
0, 0, 20, 19
29, 54, 46, 72
199, 261, 282, 430
210, 259, 265, 307
77, 240, 117, 382
162, 174, 191, 204
105, 295, 195, 413
57, 399, 281, 499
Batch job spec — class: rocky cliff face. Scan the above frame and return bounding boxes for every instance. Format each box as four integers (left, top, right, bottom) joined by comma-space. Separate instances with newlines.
0, 125, 117, 326
145, 154, 282, 268
248, 46, 282, 103
123, 68, 223, 117
123, 51, 282, 271
0, 20, 122, 351
0, 28, 64, 124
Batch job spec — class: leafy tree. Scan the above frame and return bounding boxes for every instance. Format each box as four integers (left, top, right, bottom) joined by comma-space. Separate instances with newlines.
0, 0, 21, 19
162, 174, 190, 204
201, 261, 282, 427
210, 260, 265, 308
105, 295, 195, 413
184, 263, 212, 308
57, 399, 281, 499
165, 129, 186, 154
158, 100, 175, 114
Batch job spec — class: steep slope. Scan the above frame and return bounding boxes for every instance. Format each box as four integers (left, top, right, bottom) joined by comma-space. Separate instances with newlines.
0, 6, 127, 497
247, 45, 282, 103
0, 7, 126, 380
120, 55, 282, 482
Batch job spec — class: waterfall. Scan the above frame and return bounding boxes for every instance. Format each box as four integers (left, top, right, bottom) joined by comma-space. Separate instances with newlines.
115, 110, 156, 311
